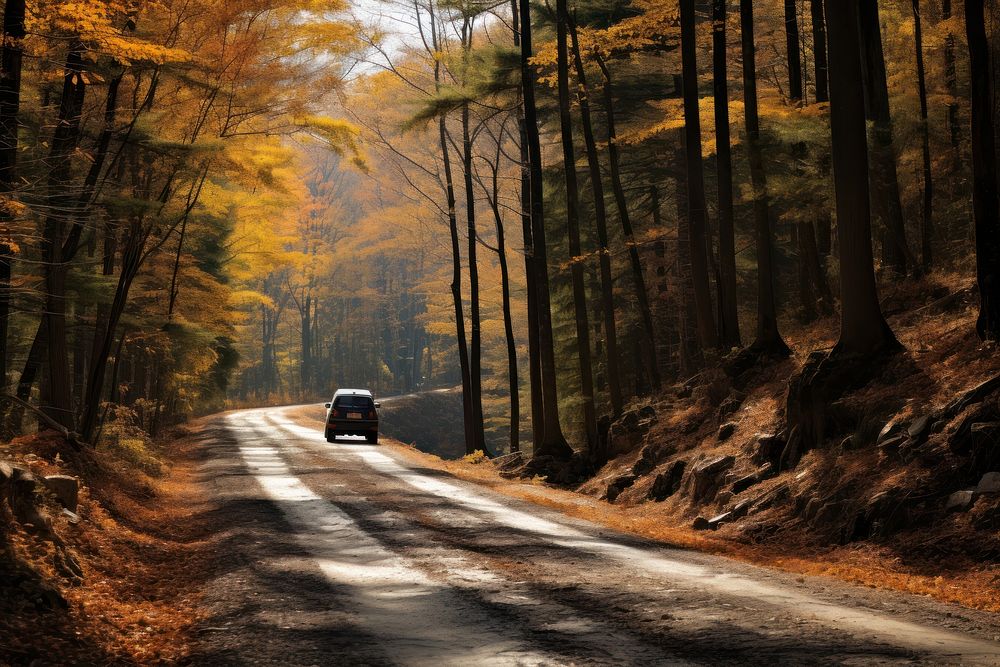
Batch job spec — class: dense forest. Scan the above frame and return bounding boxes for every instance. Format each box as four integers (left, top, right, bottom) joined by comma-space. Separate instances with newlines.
3, 0, 1000, 464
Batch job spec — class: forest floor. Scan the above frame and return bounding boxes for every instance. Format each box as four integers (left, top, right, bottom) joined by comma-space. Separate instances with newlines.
0, 427, 222, 664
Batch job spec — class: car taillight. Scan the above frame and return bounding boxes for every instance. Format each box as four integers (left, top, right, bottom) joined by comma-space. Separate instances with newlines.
331, 409, 339, 419
368, 410, 376, 419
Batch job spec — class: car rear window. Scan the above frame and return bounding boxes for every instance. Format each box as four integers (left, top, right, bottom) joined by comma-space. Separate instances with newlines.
334, 396, 374, 409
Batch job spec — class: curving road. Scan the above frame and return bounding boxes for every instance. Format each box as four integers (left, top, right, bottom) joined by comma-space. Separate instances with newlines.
187, 404, 1000, 666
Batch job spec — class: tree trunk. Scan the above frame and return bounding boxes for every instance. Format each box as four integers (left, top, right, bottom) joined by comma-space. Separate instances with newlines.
966, 0, 1000, 340
556, 0, 598, 458
679, 0, 719, 351
520, 0, 573, 459
596, 56, 661, 391
810, 0, 829, 103
712, 0, 741, 349
784, 0, 803, 103
511, 0, 543, 452
741, 0, 789, 356
825, 0, 899, 355
943, 0, 961, 151
80, 222, 145, 441
858, 0, 912, 276
569, 19, 624, 417
913, 0, 934, 272
461, 101, 487, 454
0, 0, 25, 394
486, 154, 520, 454
41, 44, 87, 429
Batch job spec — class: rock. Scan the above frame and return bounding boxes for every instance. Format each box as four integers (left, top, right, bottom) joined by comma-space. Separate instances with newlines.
638, 405, 656, 420
969, 422, 1000, 453
731, 472, 761, 495
730, 498, 754, 519
691, 455, 736, 501
750, 483, 789, 514
877, 434, 907, 459
647, 460, 686, 502
751, 433, 785, 467
802, 496, 822, 522
757, 462, 774, 479
717, 395, 743, 420
692, 516, 711, 531
632, 444, 662, 477
907, 415, 932, 443
717, 422, 737, 442
976, 472, 1000, 494
605, 474, 636, 503
0, 460, 12, 483
946, 489, 977, 512
876, 419, 906, 445
607, 408, 658, 457
708, 512, 732, 530
491, 451, 523, 470
812, 500, 849, 528
43, 475, 79, 512
840, 435, 858, 451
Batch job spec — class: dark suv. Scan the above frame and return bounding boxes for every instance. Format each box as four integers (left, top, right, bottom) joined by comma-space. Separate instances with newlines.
324, 389, 379, 443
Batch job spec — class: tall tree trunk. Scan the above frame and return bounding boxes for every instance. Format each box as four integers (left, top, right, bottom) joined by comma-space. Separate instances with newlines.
461, 101, 487, 454
596, 56, 661, 391
301, 294, 312, 397
741, 0, 789, 356
0, 0, 25, 394
825, 0, 899, 355
520, 0, 572, 459
810, 0, 833, 258
80, 221, 145, 441
674, 176, 703, 374
511, 0, 543, 451
810, 0, 829, 103
712, 0, 741, 348
485, 152, 520, 454
41, 44, 87, 429
943, 0, 961, 151
556, 0, 598, 458
859, 0, 912, 276
569, 19, 624, 417
966, 0, 1000, 340
913, 0, 934, 272
784, 0, 803, 103
442, 115, 475, 454
425, 1, 474, 453
679, 0, 719, 352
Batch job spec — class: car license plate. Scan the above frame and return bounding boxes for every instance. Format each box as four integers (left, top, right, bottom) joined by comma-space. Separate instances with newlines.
347, 412, 362, 419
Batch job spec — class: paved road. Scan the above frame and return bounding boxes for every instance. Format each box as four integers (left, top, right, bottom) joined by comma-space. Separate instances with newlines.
188, 405, 1000, 666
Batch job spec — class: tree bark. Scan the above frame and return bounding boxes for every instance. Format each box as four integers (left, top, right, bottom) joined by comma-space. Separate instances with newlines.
741, 0, 789, 356
0, 0, 25, 393
461, 100, 487, 454
966, 0, 1000, 340
521, 0, 572, 459
596, 56, 661, 391
810, 0, 829, 103
41, 44, 88, 429
784, 0, 803, 103
679, 0, 719, 351
511, 0, 543, 451
825, 0, 899, 355
913, 0, 934, 272
556, 0, 598, 458
712, 0, 741, 348
569, 19, 624, 417
858, 0, 912, 276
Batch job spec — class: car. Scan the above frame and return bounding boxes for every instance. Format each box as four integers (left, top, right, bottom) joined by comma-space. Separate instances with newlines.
324, 389, 380, 444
